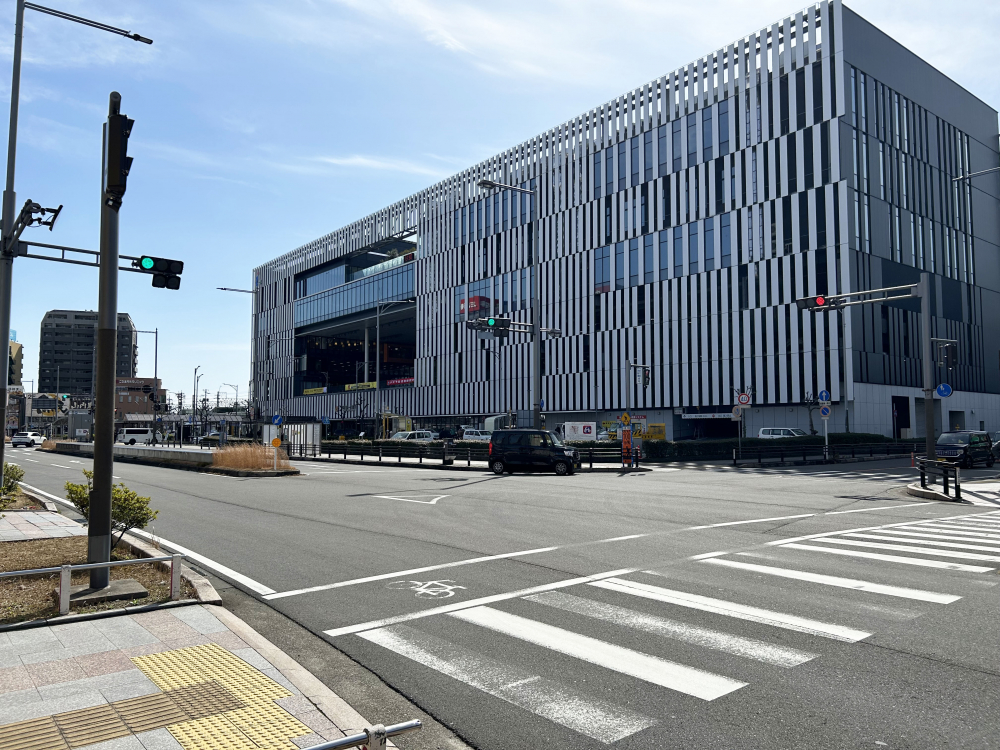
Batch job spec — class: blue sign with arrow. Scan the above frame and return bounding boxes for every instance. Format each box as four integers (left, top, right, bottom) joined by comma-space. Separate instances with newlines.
818, 389, 831, 402
936, 383, 953, 398
272, 414, 283, 425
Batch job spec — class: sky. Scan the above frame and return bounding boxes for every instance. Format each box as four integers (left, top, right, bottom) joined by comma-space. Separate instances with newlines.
2, 0, 997, 407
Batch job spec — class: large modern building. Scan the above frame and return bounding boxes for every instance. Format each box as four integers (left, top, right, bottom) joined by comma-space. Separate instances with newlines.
38, 310, 138, 395
253, 0, 1000, 439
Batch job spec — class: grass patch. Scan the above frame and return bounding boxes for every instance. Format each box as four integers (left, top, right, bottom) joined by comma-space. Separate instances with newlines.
0, 536, 195, 625
212, 443, 291, 470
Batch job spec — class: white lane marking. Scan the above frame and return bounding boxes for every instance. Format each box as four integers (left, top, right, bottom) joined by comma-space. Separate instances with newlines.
902, 525, 1000, 540
373, 494, 449, 505
766, 509, 1000, 546
593, 577, 870, 642
358, 624, 657, 743
17, 482, 277, 595
702, 558, 960, 604
840, 533, 1000, 555
112, 475, 121, 479
689, 551, 729, 560
686, 513, 815, 530
780, 543, 994, 572
953, 517, 1000, 527
525, 591, 818, 667
323, 568, 638, 638
450, 606, 746, 701
650, 467, 680, 472
24, 458, 38, 462
7, 461, 17, 465
50, 464, 71, 469
825, 502, 929, 514
69, 460, 83, 464
266, 546, 560, 600
812, 537, 1000, 562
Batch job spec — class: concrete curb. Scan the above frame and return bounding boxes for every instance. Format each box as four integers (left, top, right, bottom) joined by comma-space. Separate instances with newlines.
905, 482, 965, 503
40, 445, 300, 477
293, 455, 651, 473
205, 604, 400, 748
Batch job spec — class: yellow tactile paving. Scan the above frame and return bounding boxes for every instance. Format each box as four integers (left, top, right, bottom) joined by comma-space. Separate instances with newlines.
0, 716, 68, 750
131, 642, 313, 750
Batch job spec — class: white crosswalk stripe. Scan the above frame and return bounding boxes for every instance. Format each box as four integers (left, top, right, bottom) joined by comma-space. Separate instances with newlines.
780, 542, 994, 572
449, 605, 747, 701
840, 532, 1000, 553
811, 536, 1000, 562
358, 624, 659, 743
593, 577, 871, 642
871, 528, 1000, 545
525, 591, 818, 667
700, 557, 960, 603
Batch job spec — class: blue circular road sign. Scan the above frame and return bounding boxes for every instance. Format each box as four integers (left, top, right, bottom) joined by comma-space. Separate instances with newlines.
936, 383, 953, 398
818, 389, 831, 402
819, 405, 832, 417
272, 414, 283, 425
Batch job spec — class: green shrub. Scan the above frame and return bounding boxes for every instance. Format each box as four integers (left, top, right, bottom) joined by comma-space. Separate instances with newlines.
65, 469, 159, 551
2, 461, 24, 497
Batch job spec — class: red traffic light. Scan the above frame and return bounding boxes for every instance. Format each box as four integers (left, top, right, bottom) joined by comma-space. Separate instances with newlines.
815, 295, 826, 306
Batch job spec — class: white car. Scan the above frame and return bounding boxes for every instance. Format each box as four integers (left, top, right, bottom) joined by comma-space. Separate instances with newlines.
389, 430, 435, 441
11, 431, 43, 447
461, 429, 492, 442
757, 428, 808, 439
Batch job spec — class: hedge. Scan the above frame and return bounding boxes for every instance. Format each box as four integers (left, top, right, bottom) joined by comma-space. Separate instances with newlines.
639, 432, 909, 461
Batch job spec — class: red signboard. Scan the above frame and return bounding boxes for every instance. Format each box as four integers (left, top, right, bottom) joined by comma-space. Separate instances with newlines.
387, 377, 414, 387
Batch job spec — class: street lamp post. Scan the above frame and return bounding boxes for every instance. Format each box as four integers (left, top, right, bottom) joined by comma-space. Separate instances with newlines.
477, 179, 540, 428
0, 0, 151, 473
191, 366, 200, 444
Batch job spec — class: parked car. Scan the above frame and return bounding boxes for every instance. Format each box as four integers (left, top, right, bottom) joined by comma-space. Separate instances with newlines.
198, 431, 221, 444
758, 428, 809, 439
461, 429, 492, 442
11, 431, 43, 447
116, 428, 163, 446
388, 430, 435, 441
488, 429, 580, 476
935, 430, 995, 468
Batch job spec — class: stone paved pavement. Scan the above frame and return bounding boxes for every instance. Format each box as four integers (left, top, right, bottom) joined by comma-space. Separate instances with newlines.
0, 511, 86, 542
0, 605, 375, 750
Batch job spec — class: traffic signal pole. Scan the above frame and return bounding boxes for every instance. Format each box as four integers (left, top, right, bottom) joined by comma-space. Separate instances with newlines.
89, 92, 123, 590
797, 273, 937, 461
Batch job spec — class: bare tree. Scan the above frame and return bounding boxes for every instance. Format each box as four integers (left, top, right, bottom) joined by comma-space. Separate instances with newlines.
803, 393, 820, 435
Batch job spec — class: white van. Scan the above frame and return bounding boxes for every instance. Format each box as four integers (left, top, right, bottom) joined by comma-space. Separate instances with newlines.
116, 428, 162, 445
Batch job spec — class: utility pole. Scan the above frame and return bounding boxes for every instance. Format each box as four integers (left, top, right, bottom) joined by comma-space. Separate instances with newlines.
89, 91, 127, 590
0, 0, 151, 475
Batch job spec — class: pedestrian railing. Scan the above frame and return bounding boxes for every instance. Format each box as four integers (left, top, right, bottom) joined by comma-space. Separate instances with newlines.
733, 442, 915, 465
304, 720, 421, 749
0, 554, 185, 615
916, 457, 961, 500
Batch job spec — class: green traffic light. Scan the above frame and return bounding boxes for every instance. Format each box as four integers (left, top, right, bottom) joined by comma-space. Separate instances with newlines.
140, 257, 154, 269
487, 318, 496, 326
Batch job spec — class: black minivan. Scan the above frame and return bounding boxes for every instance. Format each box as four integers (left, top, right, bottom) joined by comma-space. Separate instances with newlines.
489, 429, 580, 476
935, 430, 995, 468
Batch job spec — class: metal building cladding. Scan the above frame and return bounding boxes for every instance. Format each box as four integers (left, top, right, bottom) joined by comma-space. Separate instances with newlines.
253, 0, 1000, 440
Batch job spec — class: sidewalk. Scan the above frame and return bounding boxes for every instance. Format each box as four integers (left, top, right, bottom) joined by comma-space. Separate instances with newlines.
0, 604, 375, 750
1, 504, 415, 750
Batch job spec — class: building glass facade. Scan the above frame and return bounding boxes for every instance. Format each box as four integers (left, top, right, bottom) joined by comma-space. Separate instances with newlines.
254, 0, 1000, 438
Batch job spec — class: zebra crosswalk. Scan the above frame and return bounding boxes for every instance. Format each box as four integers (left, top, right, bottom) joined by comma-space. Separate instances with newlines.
331, 508, 1000, 745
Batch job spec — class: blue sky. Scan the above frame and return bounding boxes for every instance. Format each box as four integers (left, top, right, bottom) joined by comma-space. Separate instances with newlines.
3, 0, 997, 407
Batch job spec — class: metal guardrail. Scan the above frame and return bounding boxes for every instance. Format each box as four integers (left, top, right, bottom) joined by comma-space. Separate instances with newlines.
304, 720, 421, 749
294, 442, 633, 469
916, 457, 962, 500
0, 554, 185, 615
733, 442, 915, 465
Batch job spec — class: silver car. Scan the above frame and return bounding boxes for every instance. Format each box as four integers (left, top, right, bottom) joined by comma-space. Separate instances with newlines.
757, 428, 808, 439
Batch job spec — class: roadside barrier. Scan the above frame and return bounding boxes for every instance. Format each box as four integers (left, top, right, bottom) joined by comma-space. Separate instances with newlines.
0, 554, 185, 615
916, 457, 962, 500
304, 720, 421, 749
733, 442, 914, 465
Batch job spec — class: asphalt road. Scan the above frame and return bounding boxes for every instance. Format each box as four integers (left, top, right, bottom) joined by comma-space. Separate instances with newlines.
11, 449, 1000, 750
